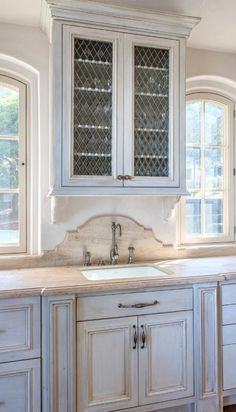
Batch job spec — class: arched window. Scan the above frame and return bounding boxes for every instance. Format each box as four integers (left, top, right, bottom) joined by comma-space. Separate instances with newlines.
180, 92, 234, 244
0, 74, 27, 253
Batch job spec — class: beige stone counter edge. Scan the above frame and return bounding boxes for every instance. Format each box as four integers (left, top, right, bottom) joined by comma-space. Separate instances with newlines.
0, 273, 233, 299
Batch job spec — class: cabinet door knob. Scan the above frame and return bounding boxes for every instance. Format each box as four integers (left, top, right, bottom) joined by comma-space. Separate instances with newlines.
124, 175, 134, 180
117, 175, 124, 180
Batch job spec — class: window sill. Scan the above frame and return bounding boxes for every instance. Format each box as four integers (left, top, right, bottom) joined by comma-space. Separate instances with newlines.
175, 242, 236, 259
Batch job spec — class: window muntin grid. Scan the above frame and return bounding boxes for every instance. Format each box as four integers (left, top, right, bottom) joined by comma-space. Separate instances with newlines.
73, 38, 113, 176
0, 76, 26, 252
134, 45, 169, 177
183, 96, 230, 241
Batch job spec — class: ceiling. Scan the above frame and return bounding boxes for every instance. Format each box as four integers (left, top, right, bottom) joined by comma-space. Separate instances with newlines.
0, 0, 235, 53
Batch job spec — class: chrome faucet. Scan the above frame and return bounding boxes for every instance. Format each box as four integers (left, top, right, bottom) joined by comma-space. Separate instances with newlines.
110, 222, 122, 265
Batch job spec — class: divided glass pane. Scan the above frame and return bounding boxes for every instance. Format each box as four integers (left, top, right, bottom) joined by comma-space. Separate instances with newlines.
186, 101, 201, 145
0, 139, 19, 189
186, 147, 201, 190
0, 82, 20, 246
134, 45, 169, 177
0, 85, 19, 136
185, 196, 201, 236
204, 193, 224, 235
73, 38, 113, 176
0, 193, 19, 244
205, 102, 224, 145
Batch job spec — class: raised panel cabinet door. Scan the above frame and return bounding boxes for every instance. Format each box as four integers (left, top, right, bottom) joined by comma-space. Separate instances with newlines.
123, 34, 181, 188
0, 359, 41, 412
77, 317, 138, 412
0, 296, 40, 363
61, 25, 124, 187
138, 311, 194, 405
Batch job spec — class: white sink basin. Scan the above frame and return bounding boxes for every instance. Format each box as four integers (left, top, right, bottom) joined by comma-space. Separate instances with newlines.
81, 265, 168, 281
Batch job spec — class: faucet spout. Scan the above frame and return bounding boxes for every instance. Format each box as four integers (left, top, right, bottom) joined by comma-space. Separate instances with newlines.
110, 222, 122, 265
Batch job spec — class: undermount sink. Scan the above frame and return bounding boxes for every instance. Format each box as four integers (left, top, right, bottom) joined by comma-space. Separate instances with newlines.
81, 265, 169, 281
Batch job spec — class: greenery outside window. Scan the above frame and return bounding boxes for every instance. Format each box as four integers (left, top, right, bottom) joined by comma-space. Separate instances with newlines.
180, 92, 234, 244
0, 74, 27, 253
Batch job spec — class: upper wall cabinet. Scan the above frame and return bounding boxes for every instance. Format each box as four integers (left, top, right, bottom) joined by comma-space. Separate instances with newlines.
43, 0, 200, 196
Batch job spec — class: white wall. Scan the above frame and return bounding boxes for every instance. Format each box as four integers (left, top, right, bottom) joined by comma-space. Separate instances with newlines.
186, 47, 236, 82
1, 22, 236, 253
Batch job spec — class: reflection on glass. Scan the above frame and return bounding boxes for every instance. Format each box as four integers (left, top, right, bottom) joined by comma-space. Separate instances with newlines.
204, 193, 223, 234
185, 196, 201, 236
186, 147, 200, 190
134, 45, 169, 177
205, 148, 224, 190
73, 38, 113, 176
0, 140, 18, 189
205, 102, 224, 145
186, 101, 201, 145
0, 86, 19, 136
0, 193, 19, 244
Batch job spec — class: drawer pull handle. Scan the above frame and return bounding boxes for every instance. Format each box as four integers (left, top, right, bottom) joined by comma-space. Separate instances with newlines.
133, 325, 138, 349
140, 324, 146, 349
0, 401, 5, 406
118, 300, 159, 309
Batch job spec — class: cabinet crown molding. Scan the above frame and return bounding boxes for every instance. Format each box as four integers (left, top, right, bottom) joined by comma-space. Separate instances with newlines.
41, 0, 200, 40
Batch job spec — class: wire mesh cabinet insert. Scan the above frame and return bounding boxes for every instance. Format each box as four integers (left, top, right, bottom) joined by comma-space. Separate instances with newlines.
49, 4, 199, 195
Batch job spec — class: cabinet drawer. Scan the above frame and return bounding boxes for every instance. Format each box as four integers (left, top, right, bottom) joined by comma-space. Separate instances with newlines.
223, 324, 236, 345
0, 297, 40, 362
222, 305, 236, 325
77, 288, 193, 321
222, 284, 236, 305
0, 359, 40, 412
223, 344, 236, 390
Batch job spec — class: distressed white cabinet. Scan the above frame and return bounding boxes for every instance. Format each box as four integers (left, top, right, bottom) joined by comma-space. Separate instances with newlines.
76, 288, 194, 411
42, 295, 76, 412
77, 317, 138, 411
138, 312, 194, 405
0, 359, 41, 412
221, 283, 236, 392
0, 297, 41, 412
43, 0, 199, 196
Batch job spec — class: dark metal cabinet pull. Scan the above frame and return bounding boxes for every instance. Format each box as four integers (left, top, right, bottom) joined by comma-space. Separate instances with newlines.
140, 325, 146, 349
133, 325, 138, 349
118, 300, 159, 309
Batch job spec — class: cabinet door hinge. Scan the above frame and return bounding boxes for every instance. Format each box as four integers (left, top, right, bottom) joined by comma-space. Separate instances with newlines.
234, 226, 236, 234
234, 109, 236, 118
234, 168, 236, 176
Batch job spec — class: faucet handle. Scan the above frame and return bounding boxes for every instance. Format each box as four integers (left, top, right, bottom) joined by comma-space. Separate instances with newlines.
97, 258, 106, 266
128, 246, 135, 264
84, 251, 91, 266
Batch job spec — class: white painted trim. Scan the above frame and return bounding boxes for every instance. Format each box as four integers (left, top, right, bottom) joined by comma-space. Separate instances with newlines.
179, 85, 235, 246
41, 0, 200, 40
0, 55, 41, 255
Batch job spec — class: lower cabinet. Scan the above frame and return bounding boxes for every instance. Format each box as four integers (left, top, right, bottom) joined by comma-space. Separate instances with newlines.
222, 283, 236, 391
0, 359, 41, 412
139, 312, 194, 405
77, 310, 194, 411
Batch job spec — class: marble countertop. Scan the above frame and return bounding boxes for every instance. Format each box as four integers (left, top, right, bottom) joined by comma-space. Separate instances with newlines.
0, 255, 236, 298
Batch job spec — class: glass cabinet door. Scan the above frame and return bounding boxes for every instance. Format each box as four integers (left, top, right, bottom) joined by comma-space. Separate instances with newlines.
123, 35, 180, 188
62, 26, 123, 187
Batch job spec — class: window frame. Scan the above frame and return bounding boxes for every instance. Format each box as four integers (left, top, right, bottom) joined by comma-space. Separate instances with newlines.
180, 92, 235, 245
0, 74, 27, 253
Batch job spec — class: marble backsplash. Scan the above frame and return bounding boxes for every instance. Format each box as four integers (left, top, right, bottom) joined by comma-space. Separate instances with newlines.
0, 215, 236, 270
